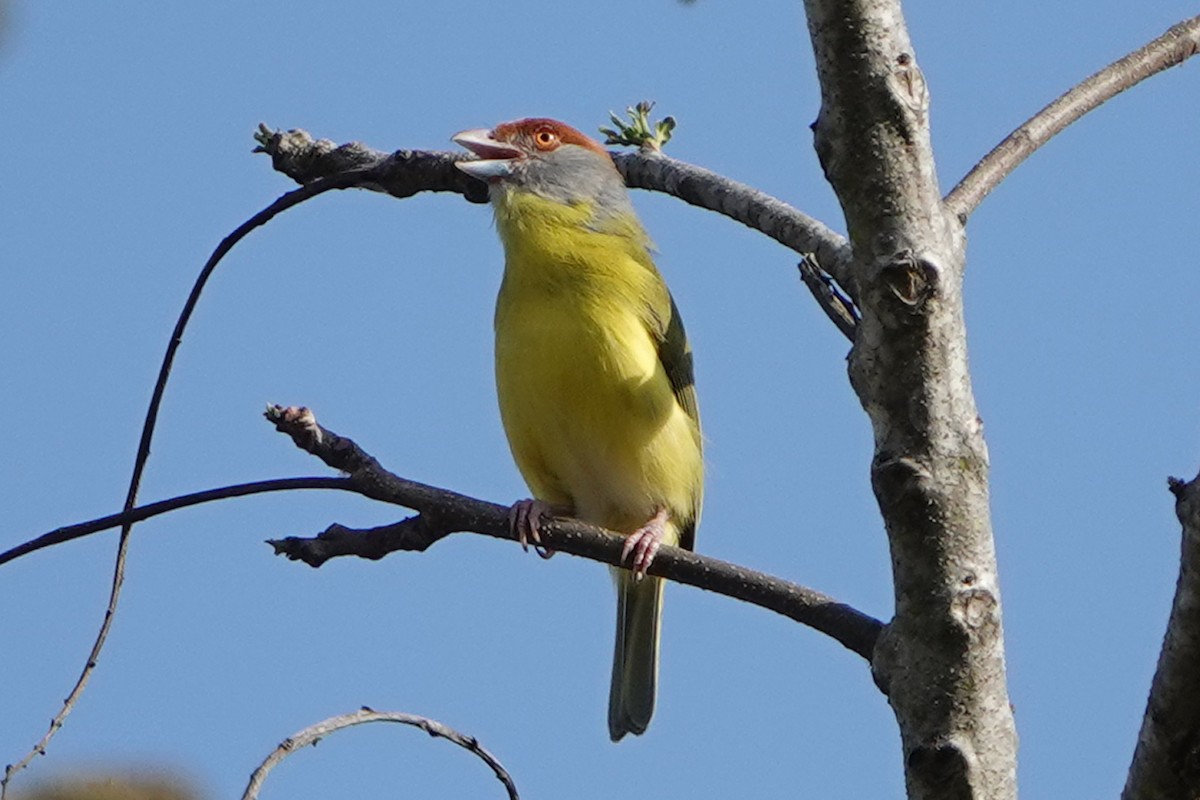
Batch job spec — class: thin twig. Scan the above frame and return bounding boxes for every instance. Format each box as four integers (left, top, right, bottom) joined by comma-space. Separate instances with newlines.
945, 14, 1200, 221
0, 478, 351, 568
268, 517, 450, 566
0, 169, 377, 797
265, 405, 885, 661
798, 254, 858, 342
241, 707, 519, 800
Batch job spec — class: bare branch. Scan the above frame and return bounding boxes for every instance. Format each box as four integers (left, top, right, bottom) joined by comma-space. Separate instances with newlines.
241, 707, 519, 800
254, 125, 489, 202
269, 517, 451, 565
945, 15, 1200, 221
613, 150, 856, 295
798, 254, 858, 342
254, 125, 857, 298
1122, 469, 1200, 800
0, 171, 373, 798
264, 405, 885, 661
0, 478, 350, 568
1, 398, 884, 663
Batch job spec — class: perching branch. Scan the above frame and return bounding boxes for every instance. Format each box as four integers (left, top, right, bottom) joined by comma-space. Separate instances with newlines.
2, 403, 883, 665
264, 405, 885, 662
945, 14, 1200, 221
253, 125, 857, 299
1122, 468, 1200, 800
241, 707, 519, 800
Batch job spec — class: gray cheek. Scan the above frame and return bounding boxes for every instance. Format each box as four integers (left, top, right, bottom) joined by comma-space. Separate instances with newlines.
524, 149, 634, 210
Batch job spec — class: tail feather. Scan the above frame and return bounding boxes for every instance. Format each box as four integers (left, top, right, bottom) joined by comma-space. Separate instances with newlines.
608, 572, 664, 741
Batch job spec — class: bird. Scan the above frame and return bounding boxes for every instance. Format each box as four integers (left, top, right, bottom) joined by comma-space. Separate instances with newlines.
453, 118, 703, 741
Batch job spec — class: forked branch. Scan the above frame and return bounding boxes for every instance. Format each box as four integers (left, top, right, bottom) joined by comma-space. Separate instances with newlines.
2, 406, 885, 664
264, 405, 885, 661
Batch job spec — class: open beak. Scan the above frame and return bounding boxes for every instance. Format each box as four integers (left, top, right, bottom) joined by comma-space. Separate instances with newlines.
452, 128, 521, 180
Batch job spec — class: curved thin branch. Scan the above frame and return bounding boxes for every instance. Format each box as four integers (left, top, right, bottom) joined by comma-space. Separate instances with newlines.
946, 14, 1200, 221
0, 478, 351, 568
1122, 469, 1200, 800
254, 125, 857, 297
1, 171, 376, 798
241, 707, 519, 800
265, 405, 885, 661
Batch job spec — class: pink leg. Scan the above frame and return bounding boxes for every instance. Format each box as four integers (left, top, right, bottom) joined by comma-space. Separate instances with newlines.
508, 498, 559, 559
621, 507, 670, 580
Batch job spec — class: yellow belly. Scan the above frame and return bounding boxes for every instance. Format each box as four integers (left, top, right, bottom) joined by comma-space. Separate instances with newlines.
495, 288, 700, 539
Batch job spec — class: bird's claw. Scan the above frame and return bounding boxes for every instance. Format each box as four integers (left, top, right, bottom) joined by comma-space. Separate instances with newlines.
508, 498, 557, 559
621, 508, 670, 580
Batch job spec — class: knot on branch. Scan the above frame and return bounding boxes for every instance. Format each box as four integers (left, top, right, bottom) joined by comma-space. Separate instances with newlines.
879, 253, 938, 310
870, 456, 935, 522
950, 586, 999, 635
907, 737, 974, 799
887, 51, 929, 125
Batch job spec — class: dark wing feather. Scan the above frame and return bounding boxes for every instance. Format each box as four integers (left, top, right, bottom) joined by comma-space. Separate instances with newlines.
652, 290, 702, 552
658, 293, 699, 424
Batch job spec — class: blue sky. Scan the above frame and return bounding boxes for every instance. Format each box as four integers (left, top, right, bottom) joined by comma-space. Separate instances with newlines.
2, 2, 1197, 798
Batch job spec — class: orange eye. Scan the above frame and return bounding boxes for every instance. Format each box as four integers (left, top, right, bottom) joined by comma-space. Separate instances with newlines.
533, 128, 558, 149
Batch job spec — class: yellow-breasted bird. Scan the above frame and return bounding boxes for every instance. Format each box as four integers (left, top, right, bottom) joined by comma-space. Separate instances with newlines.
454, 118, 703, 741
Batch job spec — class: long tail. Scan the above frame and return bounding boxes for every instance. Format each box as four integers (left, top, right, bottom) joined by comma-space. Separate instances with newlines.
608, 572, 664, 741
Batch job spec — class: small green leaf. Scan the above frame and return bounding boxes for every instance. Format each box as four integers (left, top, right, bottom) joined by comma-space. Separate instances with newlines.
598, 100, 677, 152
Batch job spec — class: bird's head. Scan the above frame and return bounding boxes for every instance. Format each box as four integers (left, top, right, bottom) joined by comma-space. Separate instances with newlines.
453, 118, 628, 211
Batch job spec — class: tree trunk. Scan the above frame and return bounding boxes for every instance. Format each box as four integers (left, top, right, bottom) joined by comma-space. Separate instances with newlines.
803, 1, 1018, 797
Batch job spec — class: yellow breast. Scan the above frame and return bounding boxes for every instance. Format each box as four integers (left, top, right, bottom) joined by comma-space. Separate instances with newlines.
492, 191, 702, 538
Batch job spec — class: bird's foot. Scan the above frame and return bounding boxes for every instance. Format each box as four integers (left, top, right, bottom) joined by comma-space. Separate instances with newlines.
508, 498, 561, 559
621, 507, 670, 580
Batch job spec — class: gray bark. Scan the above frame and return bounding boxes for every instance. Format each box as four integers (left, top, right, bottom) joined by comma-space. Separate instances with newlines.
802, 1, 1018, 798
1123, 471, 1200, 800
